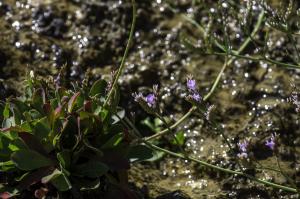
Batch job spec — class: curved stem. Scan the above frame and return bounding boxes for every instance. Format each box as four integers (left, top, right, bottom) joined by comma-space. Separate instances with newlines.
146, 142, 298, 193
145, 10, 265, 141
275, 153, 300, 193
212, 52, 300, 69
144, 106, 197, 141
103, 0, 137, 107
124, 116, 297, 193
155, 114, 188, 157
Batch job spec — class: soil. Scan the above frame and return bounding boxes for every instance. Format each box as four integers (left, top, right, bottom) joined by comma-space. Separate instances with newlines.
0, 0, 300, 198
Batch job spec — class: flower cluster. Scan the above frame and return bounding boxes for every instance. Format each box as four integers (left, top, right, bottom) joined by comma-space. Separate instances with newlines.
265, 134, 275, 150
237, 140, 248, 159
185, 75, 202, 104
132, 85, 158, 114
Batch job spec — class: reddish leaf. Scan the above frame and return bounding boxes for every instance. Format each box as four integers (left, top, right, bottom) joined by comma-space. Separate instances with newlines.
53, 106, 63, 120
17, 166, 55, 191
18, 132, 48, 156
0, 126, 30, 133
67, 92, 80, 113
84, 100, 92, 112
43, 103, 52, 115
0, 192, 11, 199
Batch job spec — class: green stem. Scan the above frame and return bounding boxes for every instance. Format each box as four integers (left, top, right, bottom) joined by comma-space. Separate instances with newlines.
194, 108, 243, 170
212, 52, 300, 69
103, 0, 136, 107
125, 116, 297, 193
144, 106, 197, 141
275, 153, 300, 193
156, 114, 187, 157
145, 10, 265, 141
146, 142, 298, 193
178, 8, 225, 52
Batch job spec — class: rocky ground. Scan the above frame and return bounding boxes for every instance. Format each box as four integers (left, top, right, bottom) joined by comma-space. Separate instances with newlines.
0, 0, 300, 198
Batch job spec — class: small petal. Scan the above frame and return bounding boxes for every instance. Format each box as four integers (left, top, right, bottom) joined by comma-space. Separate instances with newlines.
192, 92, 201, 102
265, 135, 275, 150
238, 140, 248, 152
146, 93, 156, 107
237, 140, 248, 159
187, 79, 196, 90
132, 92, 143, 102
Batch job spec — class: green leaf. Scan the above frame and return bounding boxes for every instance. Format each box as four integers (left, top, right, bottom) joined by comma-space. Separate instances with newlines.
11, 149, 53, 171
41, 169, 61, 183
32, 88, 45, 113
89, 79, 107, 97
2, 117, 15, 128
3, 103, 10, 119
10, 138, 29, 151
171, 131, 185, 146
111, 109, 125, 124
141, 117, 162, 133
11, 107, 22, 125
110, 87, 120, 112
33, 117, 51, 140
57, 150, 71, 169
16, 166, 55, 191
24, 109, 42, 121
127, 145, 154, 163
144, 150, 165, 162
68, 92, 81, 113
18, 132, 48, 156
99, 108, 109, 121
11, 99, 30, 114
72, 178, 100, 191
74, 161, 109, 178
101, 132, 123, 149
0, 135, 12, 160
50, 172, 72, 191
154, 118, 163, 128
0, 160, 15, 171
15, 172, 30, 182
141, 118, 156, 132
83, 139, 103, 156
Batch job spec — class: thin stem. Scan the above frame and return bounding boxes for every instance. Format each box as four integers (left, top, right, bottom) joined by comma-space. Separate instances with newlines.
212, 52, 300, 69
167, 5, 226, 52
254, 159, 282, 173
144, 106, 197, 141
275, 153, 300, 193
124, 116, 297, 193
146, 143, 298, 193
237, 11, 265, 54
203, 57, 228, 101
155, 114, 188, 157
144, 10, 265, 142
194, 108, 243, 170
103, 0, 136, 107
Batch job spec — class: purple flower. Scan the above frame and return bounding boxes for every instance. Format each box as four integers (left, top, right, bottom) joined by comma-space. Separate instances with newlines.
132, 92, 157, 114
265, 135, 275, 150
192, 92, 201, 102
237, 140, 248, 158
187, 79, 196, 91
133, 92, 143, 102
146, 93, 156, 107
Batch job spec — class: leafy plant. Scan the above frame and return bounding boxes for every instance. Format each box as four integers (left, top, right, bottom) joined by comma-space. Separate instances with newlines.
0, 73, 152, 198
